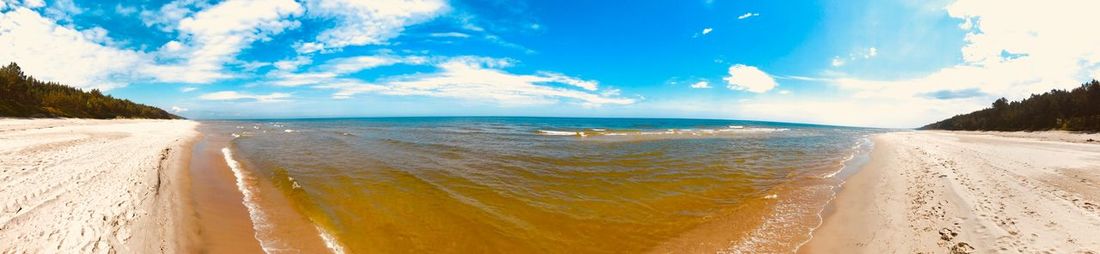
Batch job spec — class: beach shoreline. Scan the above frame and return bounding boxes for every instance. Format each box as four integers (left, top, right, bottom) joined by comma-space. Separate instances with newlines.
188, 122, 334, 253
801, 131, 1100, 253
0, 119, 200, 253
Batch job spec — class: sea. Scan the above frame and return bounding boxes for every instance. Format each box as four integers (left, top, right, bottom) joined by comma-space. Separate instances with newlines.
191, 117, 880, 253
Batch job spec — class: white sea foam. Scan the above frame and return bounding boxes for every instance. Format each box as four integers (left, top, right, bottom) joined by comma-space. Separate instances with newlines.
222, 147, 281, 254
536, 130, 581, 136
550, 126, 788, 137
284, 129, 294, 133
820, 137, 871, 179
792, 136, 875, 253
315, 225, 347, 254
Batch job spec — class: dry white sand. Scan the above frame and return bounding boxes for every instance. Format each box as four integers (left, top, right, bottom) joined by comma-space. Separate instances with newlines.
0, 119, 198, 253
801, 131, 1100, 253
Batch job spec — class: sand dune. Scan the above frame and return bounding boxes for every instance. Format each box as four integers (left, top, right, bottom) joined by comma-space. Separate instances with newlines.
802, 131, 1100, 253
0, 119, 198, 253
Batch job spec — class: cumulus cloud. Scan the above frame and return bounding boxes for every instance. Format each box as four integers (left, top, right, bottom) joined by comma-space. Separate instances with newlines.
0, 0, 311, 89
814, 0, 1100, 126
723, 64, 777, 93
199, 91, 291, 102
0, 7, 146, 90
737, 12, 759, 20
690, 81, 711, 89
145, 0, 304, 83
297, 0, 448, 53
702, 27, 713, 35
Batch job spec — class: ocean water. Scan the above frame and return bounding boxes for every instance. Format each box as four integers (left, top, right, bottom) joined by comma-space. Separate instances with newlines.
202, 117, 879, 253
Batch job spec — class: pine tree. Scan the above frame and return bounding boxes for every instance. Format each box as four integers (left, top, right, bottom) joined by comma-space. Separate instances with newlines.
922, 80, 1100, 132
0, 62, 180, 119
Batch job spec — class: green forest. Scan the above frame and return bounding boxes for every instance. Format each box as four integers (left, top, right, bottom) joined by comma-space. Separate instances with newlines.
921, 80, 1100, 132
0, 62, 179, 119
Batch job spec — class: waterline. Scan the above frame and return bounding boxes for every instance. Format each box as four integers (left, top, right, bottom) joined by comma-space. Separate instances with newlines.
221, 147, 280, 254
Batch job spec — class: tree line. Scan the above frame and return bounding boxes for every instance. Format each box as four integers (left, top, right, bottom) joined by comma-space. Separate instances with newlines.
921, 80, 1100, 132
0, 62, 179, 119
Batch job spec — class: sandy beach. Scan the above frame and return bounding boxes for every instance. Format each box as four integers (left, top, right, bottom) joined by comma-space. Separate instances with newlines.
802, 131, 1100, 253
0, 119, 199, 253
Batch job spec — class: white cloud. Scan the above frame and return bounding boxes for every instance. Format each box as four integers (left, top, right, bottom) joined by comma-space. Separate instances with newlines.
181, 87, 198, 92
171, 106, 189, 113
139, 0, 213, 31
273, 56, 312, 71
807, 0, 1100, 127
734, 97, 971, 128
778, 90, 791, 95
199, 91, 291, 102
0, 7, 146, 90
690, 81, 711, 89
832, 47, 876, 67
429, 32, 470, 38
298, 0, 448, 53
114, 4, 137, 16
322, 55, 427, 74
41, 0, 80, 21
237, 61, 271, 72
311, 56, 634, 106
830, 57, 845, 67
21, 0, 44, 9
537, 71, 599, 91
737, 12, 759, 20
723, 64, 777, 93
145, 0, 304, 83
269, 72, 338, 87
702, 27, 713, 35
267, 55, 425, 87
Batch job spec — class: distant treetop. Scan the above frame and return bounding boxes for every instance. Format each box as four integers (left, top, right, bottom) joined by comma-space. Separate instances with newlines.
921, 80, 1100, 132
0, 62, 181, 119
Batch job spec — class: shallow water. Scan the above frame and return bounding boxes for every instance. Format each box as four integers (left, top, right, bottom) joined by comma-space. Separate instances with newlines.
201, 117, 878, 253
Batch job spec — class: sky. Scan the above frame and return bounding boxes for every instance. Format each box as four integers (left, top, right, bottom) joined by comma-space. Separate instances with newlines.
2, 0, 1099, 128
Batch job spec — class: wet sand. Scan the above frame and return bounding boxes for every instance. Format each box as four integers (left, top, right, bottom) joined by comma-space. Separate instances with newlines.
188, 123, 333, 254
0, 119, 198, 253
186, 127, 265, 253
801, 131, 1100, 253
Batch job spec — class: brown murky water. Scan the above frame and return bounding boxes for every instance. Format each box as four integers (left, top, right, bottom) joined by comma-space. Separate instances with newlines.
188, 124, 331, 253
192, 117, 875, 253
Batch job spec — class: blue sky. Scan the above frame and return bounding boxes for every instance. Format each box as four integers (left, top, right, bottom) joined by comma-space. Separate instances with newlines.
2, 0, 1098, 128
